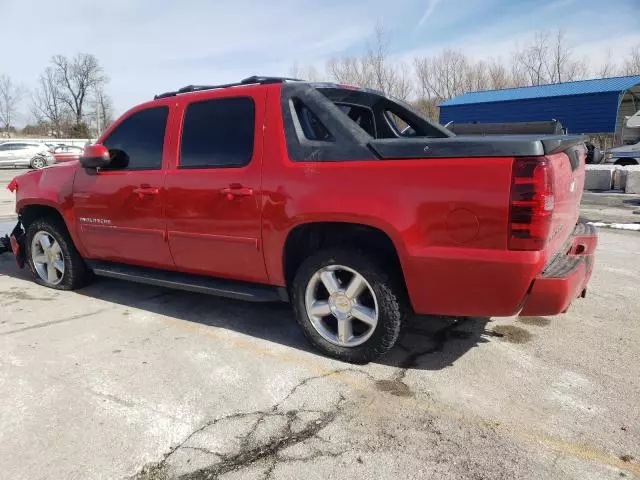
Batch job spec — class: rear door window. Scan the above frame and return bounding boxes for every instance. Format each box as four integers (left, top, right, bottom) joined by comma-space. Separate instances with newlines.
103, 106, 168, 170
180, 97, 255, 168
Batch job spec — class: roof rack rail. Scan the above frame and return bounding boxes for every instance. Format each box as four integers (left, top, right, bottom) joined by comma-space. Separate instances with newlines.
154, 76, 304, 100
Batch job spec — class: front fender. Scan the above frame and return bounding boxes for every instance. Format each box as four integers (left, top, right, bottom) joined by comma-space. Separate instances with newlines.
13, 163, 84, 255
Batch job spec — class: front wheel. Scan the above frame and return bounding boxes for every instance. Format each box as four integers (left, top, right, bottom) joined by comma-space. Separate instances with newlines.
25, 217, 90, 290
291, 248, 405, 363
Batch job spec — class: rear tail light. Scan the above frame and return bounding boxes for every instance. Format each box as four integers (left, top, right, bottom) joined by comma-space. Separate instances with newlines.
509, 157, 555, 251
7, 178, 18, 192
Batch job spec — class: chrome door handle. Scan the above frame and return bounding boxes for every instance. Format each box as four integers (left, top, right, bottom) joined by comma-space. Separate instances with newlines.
133, 186, 160, 199
221, 184, 254, 199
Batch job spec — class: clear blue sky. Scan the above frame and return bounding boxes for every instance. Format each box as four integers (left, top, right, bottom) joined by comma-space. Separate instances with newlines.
2, 0, 639, 120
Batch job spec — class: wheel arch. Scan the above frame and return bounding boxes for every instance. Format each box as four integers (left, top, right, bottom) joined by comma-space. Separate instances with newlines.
281, 221, 410, 308
18, 202, 86, 257
20, 203, 67, 230
20, 205, 91, 290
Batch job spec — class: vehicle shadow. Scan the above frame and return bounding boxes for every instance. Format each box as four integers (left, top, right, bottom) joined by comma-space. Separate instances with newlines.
0, 259, 493, 371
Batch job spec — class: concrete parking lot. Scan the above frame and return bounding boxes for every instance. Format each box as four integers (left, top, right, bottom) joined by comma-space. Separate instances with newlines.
0, 167, 639, 479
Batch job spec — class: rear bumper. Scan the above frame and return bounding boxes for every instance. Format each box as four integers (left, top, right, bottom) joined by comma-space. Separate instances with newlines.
519, 222, 597, 316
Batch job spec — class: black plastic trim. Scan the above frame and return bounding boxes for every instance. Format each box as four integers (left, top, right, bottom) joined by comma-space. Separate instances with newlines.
541, 221, 597, 278
87, 260, 284, 302
541, 136, 588, 155
448, 120, 565, 136
542, 254, 583, 278
314, 87, 453, 139
281, 84, 379, 162
155, 76, 303, 99
368, 134, 587, 159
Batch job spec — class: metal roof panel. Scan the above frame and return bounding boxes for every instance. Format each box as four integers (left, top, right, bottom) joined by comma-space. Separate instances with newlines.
441, 75, 640, 106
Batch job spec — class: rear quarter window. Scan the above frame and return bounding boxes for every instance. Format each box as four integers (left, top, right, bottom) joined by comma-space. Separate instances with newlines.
291, 98, 333, 142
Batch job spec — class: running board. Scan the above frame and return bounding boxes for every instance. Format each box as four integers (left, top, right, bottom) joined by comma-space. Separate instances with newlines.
87, 261, 287, 302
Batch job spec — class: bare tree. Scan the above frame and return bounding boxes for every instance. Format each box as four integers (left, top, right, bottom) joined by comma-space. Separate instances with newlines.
326, 24, 412, 100
513, 31, 552, 86
89, 86, 114, 136
597, 48, 620, 78
486, 59, 514, 89
51, 53, 107, 128
32, 67, 68, 137
327, 56, 371, 86
413, 97, 440, 121
289, 61, 302, 79
622, 44, 640, 75
289, 62, 323, 82
0, 75, 22, 137
547, 30, 587, 83
510, 60, 529, 88
414, 48, 474, 102
364, 24, 412, 99
465, 60, 488, 92
512, 30, 587, 86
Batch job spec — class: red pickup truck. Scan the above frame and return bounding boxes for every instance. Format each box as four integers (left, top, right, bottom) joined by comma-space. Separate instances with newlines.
3, 76, 597, 363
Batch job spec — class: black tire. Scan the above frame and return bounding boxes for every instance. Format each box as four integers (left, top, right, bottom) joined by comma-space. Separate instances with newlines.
615, 158, 639, 166
25, 216, 90, 290
30, 156, 47, 169
291, 248, 405, 363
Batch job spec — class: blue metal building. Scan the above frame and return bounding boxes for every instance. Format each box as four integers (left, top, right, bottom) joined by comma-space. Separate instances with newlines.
439, 75, 640, 135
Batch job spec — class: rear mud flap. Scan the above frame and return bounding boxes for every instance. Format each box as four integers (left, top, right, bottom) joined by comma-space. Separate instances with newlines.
0, 235, 11, 255
0, 222, 26, 268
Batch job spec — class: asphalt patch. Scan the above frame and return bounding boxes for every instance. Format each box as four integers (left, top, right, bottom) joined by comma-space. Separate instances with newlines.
489, 325, 533, 344
374, 380, 415, 398
1, 289, 56, 302
518, 316, 551, 327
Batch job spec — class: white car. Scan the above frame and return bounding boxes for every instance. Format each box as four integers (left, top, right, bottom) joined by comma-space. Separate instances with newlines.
0, 141, 55, 169
605, 140, 640, 166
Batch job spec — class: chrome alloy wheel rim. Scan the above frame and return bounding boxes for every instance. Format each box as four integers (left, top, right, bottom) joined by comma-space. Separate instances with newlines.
31, 231, 64, 285
304, 265, 379, 347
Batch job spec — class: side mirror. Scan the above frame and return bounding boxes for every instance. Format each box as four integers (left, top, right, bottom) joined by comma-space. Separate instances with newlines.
80, 144, 111, 169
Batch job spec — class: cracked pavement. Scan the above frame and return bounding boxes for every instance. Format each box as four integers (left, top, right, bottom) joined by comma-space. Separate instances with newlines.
1, 215, 640, 478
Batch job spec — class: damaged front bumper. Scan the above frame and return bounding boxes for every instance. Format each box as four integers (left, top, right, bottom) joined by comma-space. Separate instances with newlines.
0, 222, 26, 268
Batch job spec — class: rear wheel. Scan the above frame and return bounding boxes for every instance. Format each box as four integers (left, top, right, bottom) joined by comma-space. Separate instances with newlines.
30, 156, 46, 169
291, 248, 404, 363
25, 217, 90, 290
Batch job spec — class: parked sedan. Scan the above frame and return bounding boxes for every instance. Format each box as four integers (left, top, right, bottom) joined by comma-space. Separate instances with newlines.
604, 140, 640, 166
0, 141, 55, 169
52, 145, 83, 163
